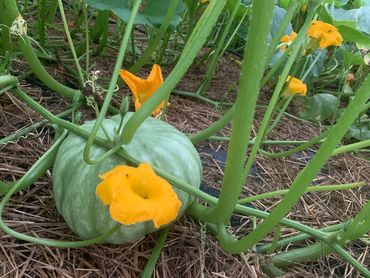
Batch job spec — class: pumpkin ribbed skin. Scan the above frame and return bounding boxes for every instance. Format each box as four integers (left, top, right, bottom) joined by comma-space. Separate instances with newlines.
52, 113, 202, 244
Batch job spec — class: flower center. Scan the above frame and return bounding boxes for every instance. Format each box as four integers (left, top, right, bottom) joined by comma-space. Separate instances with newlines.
131, 183, 151, 200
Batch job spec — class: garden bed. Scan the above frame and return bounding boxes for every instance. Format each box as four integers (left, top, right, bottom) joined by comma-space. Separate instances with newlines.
1, 56, 368, 277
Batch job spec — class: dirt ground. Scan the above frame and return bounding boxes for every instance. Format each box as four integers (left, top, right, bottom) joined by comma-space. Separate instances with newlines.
0, 53, 369, 278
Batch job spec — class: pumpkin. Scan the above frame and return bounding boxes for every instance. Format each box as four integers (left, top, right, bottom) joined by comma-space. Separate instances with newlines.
52, 113, 202, 244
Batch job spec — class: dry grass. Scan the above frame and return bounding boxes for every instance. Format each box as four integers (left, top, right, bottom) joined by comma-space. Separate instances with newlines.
0, 55, 369, 278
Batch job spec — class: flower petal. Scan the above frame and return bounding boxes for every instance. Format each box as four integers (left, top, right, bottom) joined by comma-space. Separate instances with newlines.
307, 20, 343, 48
96, 163, 182, 228
119, 64, 166, 116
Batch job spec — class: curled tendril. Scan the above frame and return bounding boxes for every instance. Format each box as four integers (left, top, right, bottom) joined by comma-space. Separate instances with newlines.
84, 70, 119, 97
10, 15, 27, 36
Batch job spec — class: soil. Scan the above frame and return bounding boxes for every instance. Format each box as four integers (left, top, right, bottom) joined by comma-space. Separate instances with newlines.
0, 51, 369, 278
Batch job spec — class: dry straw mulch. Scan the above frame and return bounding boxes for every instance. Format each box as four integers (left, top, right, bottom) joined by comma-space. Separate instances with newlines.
1, 57, 369, 277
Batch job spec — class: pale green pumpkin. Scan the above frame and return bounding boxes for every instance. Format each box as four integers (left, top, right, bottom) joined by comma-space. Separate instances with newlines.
52, 113, 202, 244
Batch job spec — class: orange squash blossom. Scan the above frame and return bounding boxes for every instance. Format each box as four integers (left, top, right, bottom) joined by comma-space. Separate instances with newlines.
96, 163, 182, 229
279, 31, 297, 51
285, 76, 307, 97
119, 64, 168, 116
307, 21, 343, 48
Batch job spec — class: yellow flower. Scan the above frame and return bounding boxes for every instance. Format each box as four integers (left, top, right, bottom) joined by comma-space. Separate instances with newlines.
307, 21, 343, 48
284, 76, 307, 97
96, 163, 182, 229
279, 31, 297, 51
119, 64, 168, 116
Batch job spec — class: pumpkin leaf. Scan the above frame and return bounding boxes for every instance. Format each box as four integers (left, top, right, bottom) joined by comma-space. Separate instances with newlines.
337, 25, 370, 48
338, 47, 366, 67
300, 93, 338, 122
325, 4, 370, 34
357, 6, 370, 34
85, 0, 185, 28
269, 5, 293, 42
346, 115, 370, 140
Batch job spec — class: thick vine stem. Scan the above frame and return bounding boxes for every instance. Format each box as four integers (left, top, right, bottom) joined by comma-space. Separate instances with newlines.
269, 202, 370, 277
191, 0, 275, 224
215, 74, 370, 254
190, 3, 319, 223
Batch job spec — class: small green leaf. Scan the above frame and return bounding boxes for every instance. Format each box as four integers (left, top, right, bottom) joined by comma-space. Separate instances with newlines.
338, 47, 366, 67
346, 116, 370, 140
300, 93, 338, 122
364, 52, 370, 64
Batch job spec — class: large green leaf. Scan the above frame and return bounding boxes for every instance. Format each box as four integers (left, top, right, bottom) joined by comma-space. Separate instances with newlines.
357, 7, 370, 34
325, 4, 370, 34
337, 25, 370, 48
326, 5, 358, 28
300, 93, 338, 122
86, 0, 185, 28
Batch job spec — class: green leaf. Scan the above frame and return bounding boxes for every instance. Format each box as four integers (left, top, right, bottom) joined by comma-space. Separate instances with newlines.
269, 6, 293, 41
278, 0, 307, 10
325, 5, 370, 34
357, 7, 370, 34
337, 25, 370, 48
300, 93, 338, 122
338, 47, 366, 67
346, 115, 370, 140
326, 5, 358, 28
86, 0, 185, 28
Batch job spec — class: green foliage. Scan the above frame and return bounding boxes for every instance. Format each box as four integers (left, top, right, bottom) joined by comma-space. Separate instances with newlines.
337, 25, 370, 48
338, 47, 366, 67
279, 0, 307, 10
269, 6, 293, 42
346, 115, 370, 140
300, 93, 338, 121
324, 4, 370, 34
86, 0, 185, 28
